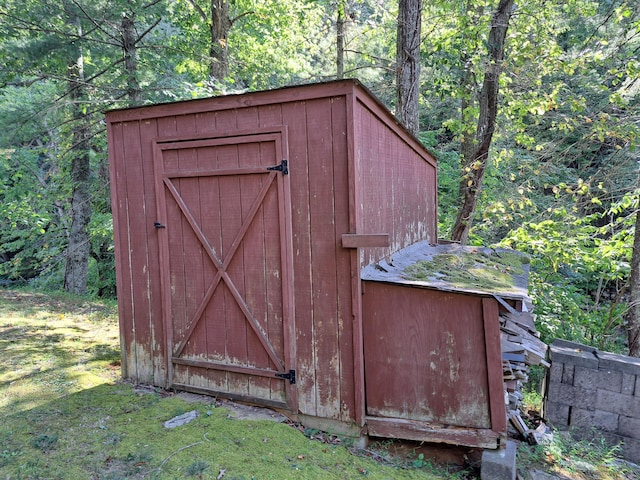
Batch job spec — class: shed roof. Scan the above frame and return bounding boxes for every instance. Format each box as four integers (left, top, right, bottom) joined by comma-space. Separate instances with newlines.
361, 241, 530, 301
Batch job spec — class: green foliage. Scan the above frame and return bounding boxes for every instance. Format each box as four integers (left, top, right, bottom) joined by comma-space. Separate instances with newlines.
517, 428, 639, 479
499, 194, 635, 351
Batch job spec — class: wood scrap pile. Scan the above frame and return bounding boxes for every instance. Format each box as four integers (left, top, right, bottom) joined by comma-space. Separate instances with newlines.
495, 295, 550, 444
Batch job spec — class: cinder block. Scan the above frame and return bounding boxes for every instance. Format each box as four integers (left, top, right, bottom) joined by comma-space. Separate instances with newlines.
550, 341, 598, 369
562, 364, 575, 385
596, 389, 640, 417
621, 436, 640, 465
548, 382, 596, 411
618, 415, 640, 440
551, 339, 597, 352
596, 368, 623, 392
569, 407, 594, 428
481, 441, 517, 480
622, 373, 636, 396
593, 410, 619, 432
549, 362, 563, 384
597, 350, 640, 376
573, 366, 600, 391
545, 401, 569, 426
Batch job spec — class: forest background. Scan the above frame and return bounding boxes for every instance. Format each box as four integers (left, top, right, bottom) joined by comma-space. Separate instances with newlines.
0, 0, 638, 356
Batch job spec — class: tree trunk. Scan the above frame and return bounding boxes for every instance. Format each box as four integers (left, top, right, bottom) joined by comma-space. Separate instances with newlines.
121, 13, 142, 106
450, 0, 514, 244
64, 19, 92, 295
396, 0, 422, 137
336, 0, 346, 80
627, 200, 640, 357
210, 0, 231, 82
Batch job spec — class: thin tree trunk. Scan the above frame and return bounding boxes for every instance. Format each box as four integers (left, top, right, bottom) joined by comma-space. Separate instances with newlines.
450, 0, 514, 244
626, 199, 640, 357
210, 0, 231, 82
64, 18, 92, 295
122, 13, 142, 106
336, 0, 346, 79
396, 0, 422, 137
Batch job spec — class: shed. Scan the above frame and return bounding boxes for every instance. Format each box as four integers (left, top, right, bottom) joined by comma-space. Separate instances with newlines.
107, 79, 531, 450
106, 79, 437, 434
360, 242, 532, 448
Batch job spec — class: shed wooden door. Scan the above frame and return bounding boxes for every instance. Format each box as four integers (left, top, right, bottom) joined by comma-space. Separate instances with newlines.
153, 129, 296, 410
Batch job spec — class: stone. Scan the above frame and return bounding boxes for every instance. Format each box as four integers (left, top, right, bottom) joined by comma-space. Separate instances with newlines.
597, 389, 640, 417
622, 373, 636, 396
569, 407, 593, 428
548, 362, 563, 384
593, 410, 619, 432
573, 366, 599, 391
597, 351, 640, 376
544, 401, 569, 427
561, 364, 575, 385
480, 440, 516, 480
596, 368, 623, 392
164, 410, 199, 429
548, 382, 596, 411
619, 415, 640, 440
549, 341, 598, 369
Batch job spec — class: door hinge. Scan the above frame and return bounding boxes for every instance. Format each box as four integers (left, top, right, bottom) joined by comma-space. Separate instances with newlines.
154, 222, 166, 229
267, 159, 288, 175
275, 369, 296, 384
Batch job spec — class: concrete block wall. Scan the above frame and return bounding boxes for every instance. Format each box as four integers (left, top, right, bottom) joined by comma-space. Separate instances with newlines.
545, 339, 640, 464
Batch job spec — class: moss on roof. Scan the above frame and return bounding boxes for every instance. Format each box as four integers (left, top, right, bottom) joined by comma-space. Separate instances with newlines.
403, 249, 529, 294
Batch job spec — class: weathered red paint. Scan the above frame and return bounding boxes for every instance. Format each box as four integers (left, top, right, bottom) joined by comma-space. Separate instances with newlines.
362, 282, 507, 448
107, 79, 513, 448
107, 80, 436, 423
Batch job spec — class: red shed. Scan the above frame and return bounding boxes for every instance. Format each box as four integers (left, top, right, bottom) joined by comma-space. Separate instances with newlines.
107, 79, 524, 450
106, 79, 437, 432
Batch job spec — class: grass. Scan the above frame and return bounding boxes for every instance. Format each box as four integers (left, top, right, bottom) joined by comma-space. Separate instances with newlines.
2, 287, 638, 480
0, 288, 467, 480
516, 429, 640, 480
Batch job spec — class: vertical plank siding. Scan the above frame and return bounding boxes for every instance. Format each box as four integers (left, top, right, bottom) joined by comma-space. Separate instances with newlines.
363, 283, 492, 429
107, 80, 438, 427
353, 96, 437, 268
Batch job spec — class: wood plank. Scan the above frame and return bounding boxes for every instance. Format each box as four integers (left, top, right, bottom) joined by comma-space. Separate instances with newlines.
138, 118, 166, 386
176, 113, 208, 392
121, 119, 154, 383
238, 106, 272, 404
501, 311, 537, 333
502, 319, 548, 355
106, 81, 360, 123
193, 121, 227, 394
331, 95, 356, 423
282, 100, 317, 417
257, 103, 289, 405
307, 97, 341, 420
106, 121, 135, 380
482, 297, 508, 435
365, 417, 501, 449
341, 234, 390, 248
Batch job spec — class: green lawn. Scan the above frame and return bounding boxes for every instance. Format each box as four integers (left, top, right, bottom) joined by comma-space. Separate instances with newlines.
0, 289, 467, 480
